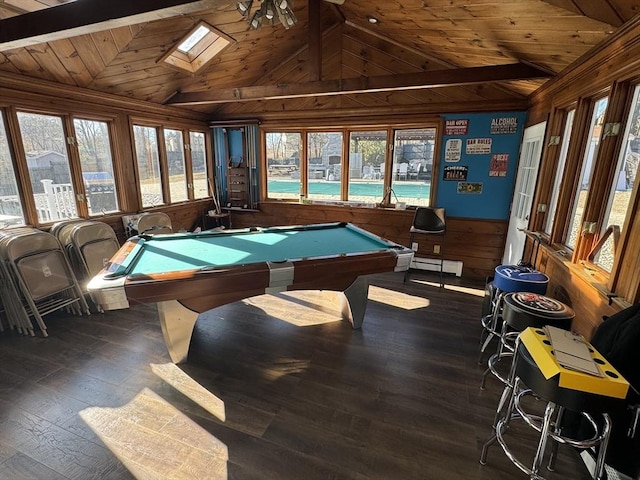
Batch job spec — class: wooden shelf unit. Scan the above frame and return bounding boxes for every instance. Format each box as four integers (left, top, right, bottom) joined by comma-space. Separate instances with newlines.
226, 166, 249, 208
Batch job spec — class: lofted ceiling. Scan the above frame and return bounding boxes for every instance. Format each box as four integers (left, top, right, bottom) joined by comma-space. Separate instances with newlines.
0, 0, 637, 120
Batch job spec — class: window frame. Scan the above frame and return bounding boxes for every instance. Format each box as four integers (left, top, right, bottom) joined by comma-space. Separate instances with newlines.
131, 119, 213, 208
9, 107, 124, 224
260, 121, 440, 208
533, 82, 640, 294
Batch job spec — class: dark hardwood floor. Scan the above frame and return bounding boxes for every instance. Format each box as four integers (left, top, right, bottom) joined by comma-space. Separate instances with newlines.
0, 272, 596, 479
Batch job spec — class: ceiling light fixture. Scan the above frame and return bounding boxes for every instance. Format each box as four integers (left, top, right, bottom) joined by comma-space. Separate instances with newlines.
237, 0, 253, 18
367, 15, 379, 24
237, 0, 297, 30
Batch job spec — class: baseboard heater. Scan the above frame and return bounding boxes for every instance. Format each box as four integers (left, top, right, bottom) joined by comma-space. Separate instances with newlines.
410, 257, 463, 277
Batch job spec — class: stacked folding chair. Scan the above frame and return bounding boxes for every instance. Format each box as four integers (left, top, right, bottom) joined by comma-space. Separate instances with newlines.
0, 227, 90, 336
51, 219, 121, 312
135, 212, 173, 235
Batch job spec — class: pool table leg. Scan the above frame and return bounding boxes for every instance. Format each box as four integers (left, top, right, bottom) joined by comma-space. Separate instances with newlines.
157, 300, 199, 364
339, 276, 369, 329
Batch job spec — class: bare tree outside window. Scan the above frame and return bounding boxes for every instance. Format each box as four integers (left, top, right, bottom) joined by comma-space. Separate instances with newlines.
165, 128, 187, 203
190, 132, 209, 199
74, 119, 119, 215
133, 125, 164, 207
17, 112, 77, 222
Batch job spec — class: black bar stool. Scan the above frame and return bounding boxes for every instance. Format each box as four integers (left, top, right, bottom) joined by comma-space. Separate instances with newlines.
479, 265, 549, 364
481, 292, 574, 389
480, 328, 629, 480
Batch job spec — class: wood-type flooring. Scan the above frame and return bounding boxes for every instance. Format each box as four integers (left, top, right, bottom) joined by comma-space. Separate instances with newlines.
0, 272, 598, 479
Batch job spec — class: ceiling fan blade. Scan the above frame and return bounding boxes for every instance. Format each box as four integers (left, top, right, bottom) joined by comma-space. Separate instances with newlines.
323, 0, 345, 4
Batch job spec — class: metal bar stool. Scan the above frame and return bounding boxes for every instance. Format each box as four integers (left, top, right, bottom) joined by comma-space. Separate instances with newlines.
403, 207, 446, 288
480, 328, 630, 480
481, 292, 574, 389
478, 265, 549, 364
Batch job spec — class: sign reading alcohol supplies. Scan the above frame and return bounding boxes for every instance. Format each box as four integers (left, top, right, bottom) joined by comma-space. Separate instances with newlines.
490, 116, 519, 134
445, 138, 462, 162
445, 119, 469, 136
466, 138, 492, 154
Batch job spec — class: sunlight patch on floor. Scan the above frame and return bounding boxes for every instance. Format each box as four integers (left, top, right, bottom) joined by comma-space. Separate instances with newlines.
243, 291, 343, 326
80, 388, 228, 480
368, 285, 431, 309
151, 362, 226, 421
409, 279, 484, 297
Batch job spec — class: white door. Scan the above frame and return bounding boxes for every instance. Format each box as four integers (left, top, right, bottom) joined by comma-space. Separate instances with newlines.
502, 121, 547, 265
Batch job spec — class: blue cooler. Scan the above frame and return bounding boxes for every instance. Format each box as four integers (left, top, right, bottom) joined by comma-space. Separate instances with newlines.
493, 265, 549, 295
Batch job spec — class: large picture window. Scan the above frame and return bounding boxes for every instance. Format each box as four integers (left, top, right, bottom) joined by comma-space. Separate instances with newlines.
262, 124, 438, 207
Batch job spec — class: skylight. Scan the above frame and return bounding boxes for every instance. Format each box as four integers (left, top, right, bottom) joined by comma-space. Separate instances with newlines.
177, 25, 210, 54
160, 22, 234, 75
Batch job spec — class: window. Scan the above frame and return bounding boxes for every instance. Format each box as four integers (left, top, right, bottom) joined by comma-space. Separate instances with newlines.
265, 131, 301, 200
262, 123, 438, 206
544, 109, 575, 235
133, 125, 163, 208
74, 118, 119, 215
0, 111, 25, 227
190, 131, 209, 200
392, 128, 435, 206
592, 86, 640, 271
133, 124, 212, 207
565, 96, 608, 249
165, 128, 188, 203
17, 112, 78, 222
348, 131, 386, 203
307, 131, 343, 201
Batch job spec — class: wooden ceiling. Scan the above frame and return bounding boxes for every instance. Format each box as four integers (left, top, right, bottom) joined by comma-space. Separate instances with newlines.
0, 0, 637, 120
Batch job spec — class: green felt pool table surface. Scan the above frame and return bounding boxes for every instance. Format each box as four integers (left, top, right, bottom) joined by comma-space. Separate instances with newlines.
107, 222, 397, 277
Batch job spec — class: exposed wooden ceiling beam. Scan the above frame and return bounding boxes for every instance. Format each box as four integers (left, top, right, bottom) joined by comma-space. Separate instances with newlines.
539, 0, 623, 28
166, 62, 552, 106
0, 0, 224, 51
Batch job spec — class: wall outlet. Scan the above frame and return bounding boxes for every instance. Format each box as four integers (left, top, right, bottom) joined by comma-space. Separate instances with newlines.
434, 244, 441, 254
412, 242, 418, 251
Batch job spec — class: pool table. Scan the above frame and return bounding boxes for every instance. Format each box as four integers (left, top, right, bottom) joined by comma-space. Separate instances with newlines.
87, 222, 414, 363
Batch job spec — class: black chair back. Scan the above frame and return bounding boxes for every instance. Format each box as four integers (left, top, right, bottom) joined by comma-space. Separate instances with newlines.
411, 207, 446, 234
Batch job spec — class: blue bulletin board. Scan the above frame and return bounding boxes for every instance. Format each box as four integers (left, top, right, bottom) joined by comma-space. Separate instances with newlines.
435, 111, 527, 220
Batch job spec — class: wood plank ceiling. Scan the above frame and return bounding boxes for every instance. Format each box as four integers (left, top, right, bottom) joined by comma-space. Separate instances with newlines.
0, 0, 636, 119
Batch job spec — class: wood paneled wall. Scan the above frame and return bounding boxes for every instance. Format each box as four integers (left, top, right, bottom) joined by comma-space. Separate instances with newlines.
73, 199, 210, 245
226, 202, 506, 280
525, 16, 640, 336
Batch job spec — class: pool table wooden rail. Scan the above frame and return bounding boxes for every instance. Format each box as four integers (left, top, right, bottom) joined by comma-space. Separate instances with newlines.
88, 223, 413, 363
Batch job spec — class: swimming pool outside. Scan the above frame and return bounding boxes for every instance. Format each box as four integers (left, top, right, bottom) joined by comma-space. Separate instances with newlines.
267, 180, 431, 204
